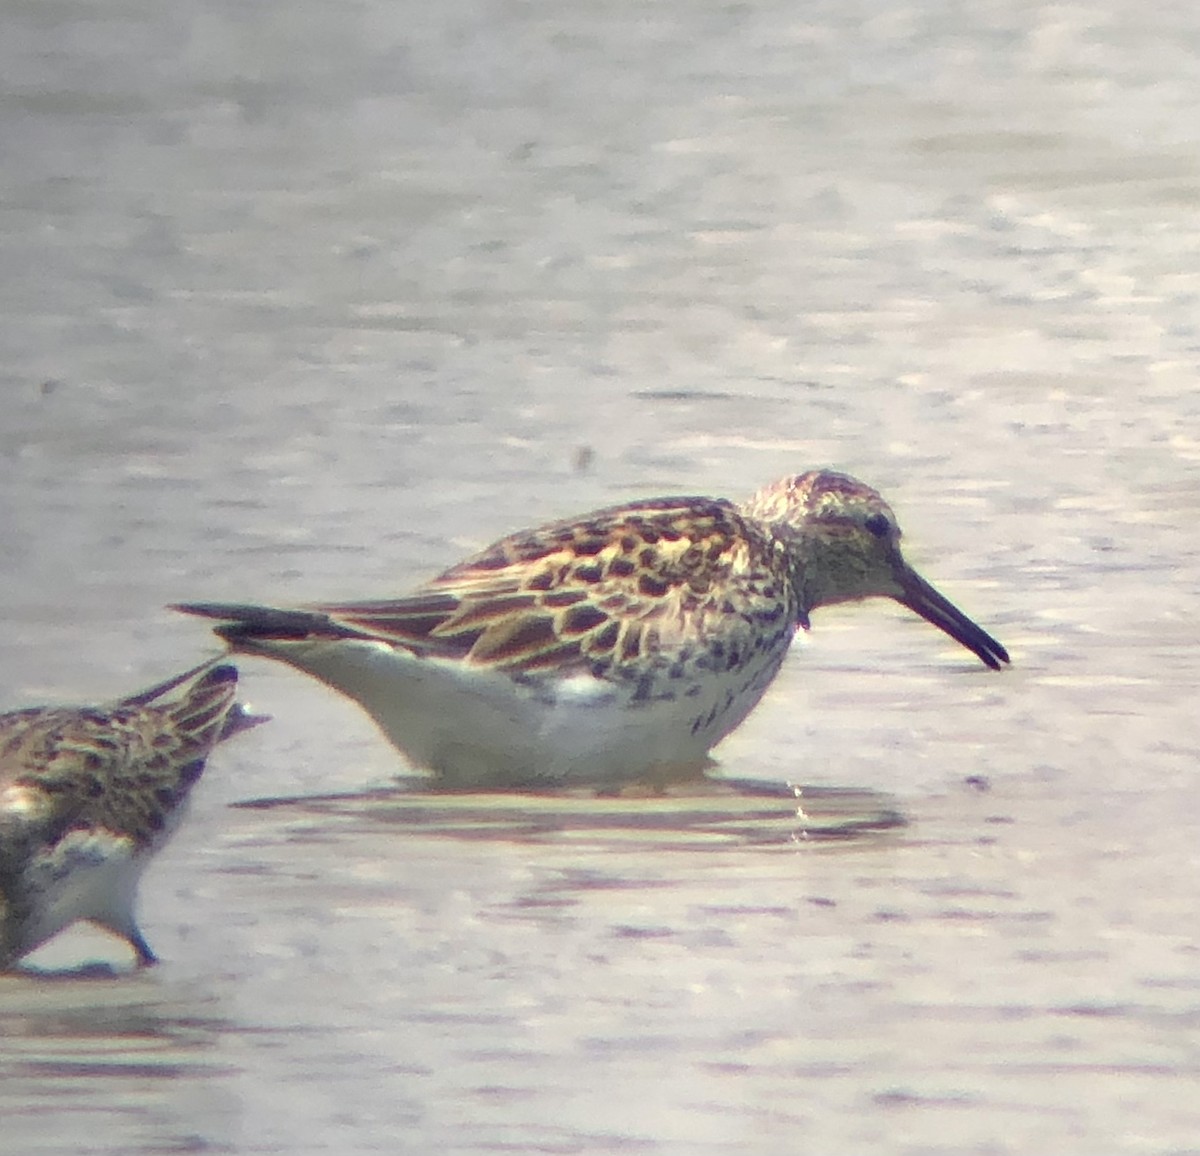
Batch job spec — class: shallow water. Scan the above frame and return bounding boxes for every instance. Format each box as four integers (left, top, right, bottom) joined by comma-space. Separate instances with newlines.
3, 0, 1200, 1152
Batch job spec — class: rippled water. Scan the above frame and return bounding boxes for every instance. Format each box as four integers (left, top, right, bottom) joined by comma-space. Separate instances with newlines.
3, 0, 1200, 1152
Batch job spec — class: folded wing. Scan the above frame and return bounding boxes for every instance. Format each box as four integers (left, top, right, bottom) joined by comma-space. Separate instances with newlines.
176, 497, 796, 678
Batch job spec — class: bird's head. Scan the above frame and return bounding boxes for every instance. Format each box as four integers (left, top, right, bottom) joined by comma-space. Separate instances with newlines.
742, 470, 1008, 669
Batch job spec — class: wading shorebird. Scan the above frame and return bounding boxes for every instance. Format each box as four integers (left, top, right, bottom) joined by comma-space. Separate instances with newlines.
0, 661, 263, 970
175, 470, 1008, 790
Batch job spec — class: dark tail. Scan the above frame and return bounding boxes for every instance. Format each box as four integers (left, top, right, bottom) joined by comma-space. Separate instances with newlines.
121, 660, 269, 744
117, 656, 231, 707
171, 602, 362, 645
168, 664, 240, 742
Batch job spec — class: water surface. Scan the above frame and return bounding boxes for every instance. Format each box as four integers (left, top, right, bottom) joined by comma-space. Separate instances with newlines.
2, 1, 1200, 1152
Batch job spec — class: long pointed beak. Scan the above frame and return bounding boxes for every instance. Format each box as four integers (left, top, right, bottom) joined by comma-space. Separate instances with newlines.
894, 564, 1010, 670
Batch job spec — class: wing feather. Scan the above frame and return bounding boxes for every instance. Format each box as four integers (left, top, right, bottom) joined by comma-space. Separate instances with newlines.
291, 497, 797, 675
0, 666, 240, 856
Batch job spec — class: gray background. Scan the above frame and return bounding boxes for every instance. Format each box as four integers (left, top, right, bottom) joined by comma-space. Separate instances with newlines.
2, 1, 1199, 1153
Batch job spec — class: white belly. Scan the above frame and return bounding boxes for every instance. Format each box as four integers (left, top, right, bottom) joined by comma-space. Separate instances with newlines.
249, 637, 789, 789
7, 829, 145, 963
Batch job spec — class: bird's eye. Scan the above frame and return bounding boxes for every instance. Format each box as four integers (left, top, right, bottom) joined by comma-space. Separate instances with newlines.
864, 513, 890, 538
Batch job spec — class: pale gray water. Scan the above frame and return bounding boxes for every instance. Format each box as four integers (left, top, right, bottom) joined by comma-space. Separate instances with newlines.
2, 0, 1200, 1152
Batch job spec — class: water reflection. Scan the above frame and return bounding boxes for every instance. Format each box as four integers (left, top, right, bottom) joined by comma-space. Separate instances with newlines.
0, 977, 240, 1153
231, 778, 907, 848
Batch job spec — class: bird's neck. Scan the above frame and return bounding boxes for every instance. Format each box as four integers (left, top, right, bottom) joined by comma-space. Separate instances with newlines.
774, 524, 862, 621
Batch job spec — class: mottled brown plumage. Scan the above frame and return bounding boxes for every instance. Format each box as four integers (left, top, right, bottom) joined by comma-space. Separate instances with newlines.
0, 662, 262, 969
176, 470, 1008, 788
315, 497, 794, 682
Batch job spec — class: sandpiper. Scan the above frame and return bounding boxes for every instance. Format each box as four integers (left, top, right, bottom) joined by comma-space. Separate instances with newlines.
0, 661, 263, 970
175, 470, 1009, 789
